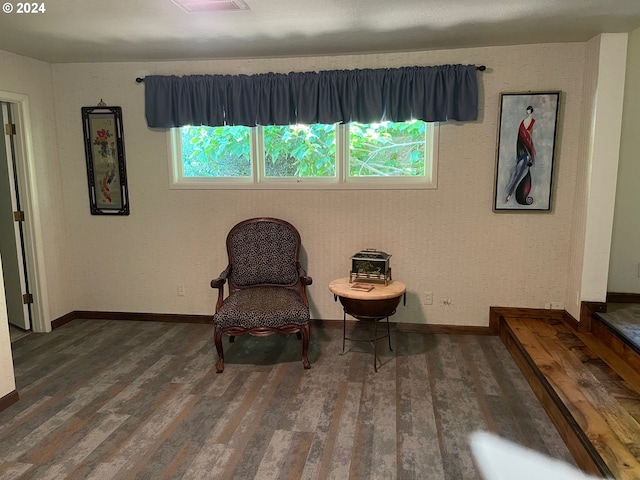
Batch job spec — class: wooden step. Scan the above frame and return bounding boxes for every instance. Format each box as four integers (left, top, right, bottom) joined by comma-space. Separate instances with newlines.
493, 313, 640, 479
592, 309, 640, 374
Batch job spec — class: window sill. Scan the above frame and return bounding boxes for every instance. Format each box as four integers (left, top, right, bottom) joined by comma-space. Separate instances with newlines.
169, 179, 437, 190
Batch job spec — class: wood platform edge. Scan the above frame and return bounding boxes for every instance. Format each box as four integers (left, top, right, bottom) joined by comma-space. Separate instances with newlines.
607, 292, 640, 304
489, 306, 611, 478
573, 299, 640, 371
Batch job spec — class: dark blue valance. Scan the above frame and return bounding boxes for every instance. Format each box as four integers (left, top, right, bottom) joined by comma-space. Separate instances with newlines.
144, 64, 478, 128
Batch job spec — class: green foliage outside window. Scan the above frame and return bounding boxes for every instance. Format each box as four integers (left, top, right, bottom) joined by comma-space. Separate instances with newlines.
264, 124, 336, 177
180, 121, 426, 179
349, 121, 426, 177
181, 125, 251, 177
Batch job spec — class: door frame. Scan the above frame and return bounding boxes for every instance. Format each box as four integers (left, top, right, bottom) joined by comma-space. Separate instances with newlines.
1, 101, 31, 329
0, 90, 50, 333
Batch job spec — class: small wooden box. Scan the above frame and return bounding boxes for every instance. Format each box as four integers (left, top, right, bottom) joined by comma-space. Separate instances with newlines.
350, 249, 391, 285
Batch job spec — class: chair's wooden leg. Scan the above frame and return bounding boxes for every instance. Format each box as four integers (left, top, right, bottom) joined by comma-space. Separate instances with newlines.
214, 328, 225, 373
301, 324, 311, 369
229, 335, 235, 343
296, 331, 302, 340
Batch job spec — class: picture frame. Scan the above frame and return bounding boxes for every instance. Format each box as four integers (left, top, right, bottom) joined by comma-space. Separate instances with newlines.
81, 105, 130, 215
493, 91, 560, 211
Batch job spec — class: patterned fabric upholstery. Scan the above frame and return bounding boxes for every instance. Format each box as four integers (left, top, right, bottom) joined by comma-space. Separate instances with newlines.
212, 218, 312, 373
213, 287, 310, 329
228, 221, 299, 287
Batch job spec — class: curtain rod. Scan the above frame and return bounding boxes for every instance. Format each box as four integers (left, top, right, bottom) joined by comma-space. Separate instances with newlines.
135, 65, 487, 83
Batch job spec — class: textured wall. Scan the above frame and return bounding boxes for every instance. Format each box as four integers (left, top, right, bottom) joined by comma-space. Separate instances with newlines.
565, 36, 600, 321
609, 27, 640, 294
579, 34, 627, 304
0, 256, 16, 398
0, 50, 72, 326
51, 42, 587, 326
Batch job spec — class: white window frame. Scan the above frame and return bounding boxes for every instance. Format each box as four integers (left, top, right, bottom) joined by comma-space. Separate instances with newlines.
167, 123, 438, 190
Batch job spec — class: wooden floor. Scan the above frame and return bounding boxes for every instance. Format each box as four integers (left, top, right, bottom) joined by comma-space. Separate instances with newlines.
596, 303, 640, 355
495, 313, 640, 479
8, 325, 31, 343
0, 318, 574, 479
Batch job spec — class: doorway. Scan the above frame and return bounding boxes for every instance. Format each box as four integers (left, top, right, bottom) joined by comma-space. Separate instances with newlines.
0, 101, 31, 333
0, 90, 48, 334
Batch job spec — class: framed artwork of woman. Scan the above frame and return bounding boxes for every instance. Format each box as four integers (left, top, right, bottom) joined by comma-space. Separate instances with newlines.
493, 92, 560, 211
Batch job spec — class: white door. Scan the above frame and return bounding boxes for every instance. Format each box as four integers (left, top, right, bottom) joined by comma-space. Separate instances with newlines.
0, 101, 31, 330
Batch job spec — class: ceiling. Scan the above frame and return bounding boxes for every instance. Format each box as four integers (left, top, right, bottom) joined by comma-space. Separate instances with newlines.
1, 0, 640, 64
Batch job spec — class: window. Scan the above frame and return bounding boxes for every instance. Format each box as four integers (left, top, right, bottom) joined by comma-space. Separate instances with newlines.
169, 121, 437, 189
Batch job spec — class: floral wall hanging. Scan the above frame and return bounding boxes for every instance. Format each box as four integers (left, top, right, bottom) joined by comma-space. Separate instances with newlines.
81, 105, 130, 215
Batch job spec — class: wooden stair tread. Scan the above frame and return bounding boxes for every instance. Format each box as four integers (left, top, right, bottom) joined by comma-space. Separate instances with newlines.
504, 316, 640, 479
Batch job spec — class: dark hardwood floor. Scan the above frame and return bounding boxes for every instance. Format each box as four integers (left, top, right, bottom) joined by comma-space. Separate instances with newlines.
0, 318, 573, 479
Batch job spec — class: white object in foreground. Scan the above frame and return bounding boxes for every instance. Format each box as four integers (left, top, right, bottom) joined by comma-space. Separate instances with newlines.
470, 431, 609, 480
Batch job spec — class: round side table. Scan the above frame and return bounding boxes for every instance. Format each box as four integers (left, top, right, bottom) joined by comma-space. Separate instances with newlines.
329, 277, 406, 372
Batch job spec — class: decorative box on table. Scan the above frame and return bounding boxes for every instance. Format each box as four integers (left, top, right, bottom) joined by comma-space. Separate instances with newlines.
350, 249, 392, 285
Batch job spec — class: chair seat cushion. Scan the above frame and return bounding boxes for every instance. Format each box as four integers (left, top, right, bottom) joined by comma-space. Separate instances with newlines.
214, 286, 310, 330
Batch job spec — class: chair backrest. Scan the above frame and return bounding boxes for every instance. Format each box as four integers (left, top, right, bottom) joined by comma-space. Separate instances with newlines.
227, 217, 301, 288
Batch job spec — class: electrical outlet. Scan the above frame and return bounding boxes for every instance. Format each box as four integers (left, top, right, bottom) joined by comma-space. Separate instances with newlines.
550, 301, 564, 310
177, 285, 185, 296
423, 291, 433, 305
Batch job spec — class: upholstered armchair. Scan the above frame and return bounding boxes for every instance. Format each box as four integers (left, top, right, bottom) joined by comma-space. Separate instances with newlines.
211, 217, 313, 373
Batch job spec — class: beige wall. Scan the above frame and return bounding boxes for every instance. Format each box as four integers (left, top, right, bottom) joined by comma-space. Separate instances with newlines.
50, 42, 587, 326
565, 36, 599, 320
0, 50, 73, 326
563, 34, 628, 315
609, 27, 640, 294
0, 255, 16, 399
0, 50, 68, 399
580, 35, 628, 303
0, 37, 627, 399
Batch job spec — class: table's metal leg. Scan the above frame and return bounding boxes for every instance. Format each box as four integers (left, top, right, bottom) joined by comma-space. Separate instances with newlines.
373, 317, 379, 372
332, 287, 404, 373
342, 310, 346, 354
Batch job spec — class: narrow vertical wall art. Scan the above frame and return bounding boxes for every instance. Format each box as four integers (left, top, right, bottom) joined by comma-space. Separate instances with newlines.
82, 104, 130, 215
493, 91, 560, 211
